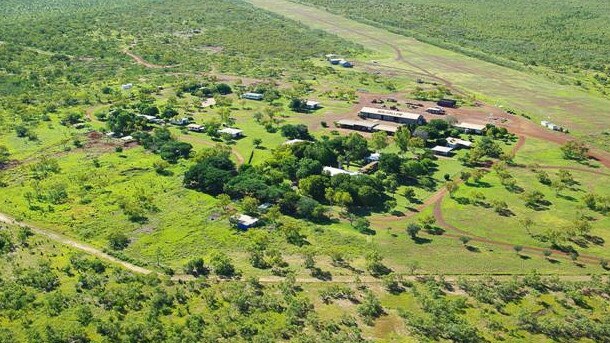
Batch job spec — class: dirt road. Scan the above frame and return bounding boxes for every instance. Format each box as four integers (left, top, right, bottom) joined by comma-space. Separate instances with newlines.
0, 212, 152, 275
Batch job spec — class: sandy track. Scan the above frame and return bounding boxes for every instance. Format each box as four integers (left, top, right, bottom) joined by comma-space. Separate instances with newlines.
0, 213, 153, 275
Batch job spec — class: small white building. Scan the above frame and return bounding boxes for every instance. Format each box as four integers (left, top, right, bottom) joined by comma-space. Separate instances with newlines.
454, 122, 486, 134
235, 214, 259, 230
187, 124, 205, 132
218, 128, 243, 138
305, 100, 321, 110
242, 92, 264, 101
339, 60, 353, 68
283, 139, 309, 146
366, 153, 381, 162
121, 83, 133, 90
323, 166, 360, 177
170, 118, 190, 126
431, 146, 454, 156
446, 137, 473, 149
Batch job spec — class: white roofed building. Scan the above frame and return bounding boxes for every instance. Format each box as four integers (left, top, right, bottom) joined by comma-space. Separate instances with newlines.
359, 107, 425, 125
323, 166, 360, 177
454, 122, 486, 134
218, 128, 243, 138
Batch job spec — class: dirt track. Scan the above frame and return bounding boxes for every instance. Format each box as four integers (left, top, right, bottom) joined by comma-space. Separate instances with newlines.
123, 48, 177, 69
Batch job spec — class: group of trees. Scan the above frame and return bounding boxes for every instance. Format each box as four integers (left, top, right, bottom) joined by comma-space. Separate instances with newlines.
0, 226, 369, 342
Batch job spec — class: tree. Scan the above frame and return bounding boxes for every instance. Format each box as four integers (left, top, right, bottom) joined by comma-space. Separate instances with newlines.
345, 133, 369, 164
522, 190, 546, 209
241, 196, 260, 215
394, 126, 411, 154
281, 124, 310, 140
353, 217, 372, 234
403, 187, 416, 202
561, 141, 588, 161
289, 98, 307, 112
252, 138, 263, 148
513, 245, 523, 255
365, 251, 388, 276
370, 131, 388, 151
209, 251, 236, 278
379, 153, 402, 175
184, 155, 236, 195
406, 223, 421, 239
459, 236, 471, 245
107, 232, 129, 250
357, 290, 383, 324
543, 249, 552, 259
445, 180, 459, 198
183, 258, 208, 277
557, 169, 575, 186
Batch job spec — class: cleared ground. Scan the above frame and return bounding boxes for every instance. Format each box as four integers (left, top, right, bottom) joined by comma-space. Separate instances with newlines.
247, 0, 610, 152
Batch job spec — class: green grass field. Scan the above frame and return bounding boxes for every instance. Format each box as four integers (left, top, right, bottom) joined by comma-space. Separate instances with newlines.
248, 0, 610, 151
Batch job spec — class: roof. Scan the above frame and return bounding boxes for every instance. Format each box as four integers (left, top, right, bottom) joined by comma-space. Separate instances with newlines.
368, 153, 381, 161
237, 214, 259, 226
373, 124, 400, 133
337, 119, 379, 129
283, 139, 309, 145
323, 166, 360, 177
187, 124, 204, 129
243, 92, 263, 97
360, 107, 423, 120
446, 137, 473, 147
431, 146, 454, 153
218, 128, 243, 135
455, 122, 486, 131
306, 100, 320, 107
120, 135, 134, 141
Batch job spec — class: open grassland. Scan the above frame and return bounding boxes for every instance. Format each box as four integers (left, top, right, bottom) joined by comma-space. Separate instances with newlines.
248, 0, 610, 151
293, 0, 610, 96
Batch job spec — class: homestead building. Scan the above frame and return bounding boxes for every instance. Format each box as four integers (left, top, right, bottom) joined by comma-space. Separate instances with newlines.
359, 107, 425, 125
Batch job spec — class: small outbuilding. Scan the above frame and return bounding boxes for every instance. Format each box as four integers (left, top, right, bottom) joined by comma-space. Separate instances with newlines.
242, 92, 264, 101
339, 60, 354, 68
170, 118, 190, 126
218, 127, 243, 138
366, 153, 381, 162
437, 99, 457, 108
305, 100, 321, 110
446, 137, 473, 149
235, 214, 259, 230
431, 146, 454, 156
323, 166, 360, 177
426, 107, 446, 115
187, 124, 205, 132
121, 83, 133, 90
283, 139, 309, 146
